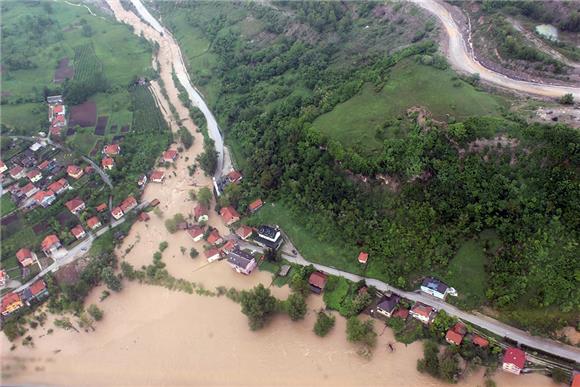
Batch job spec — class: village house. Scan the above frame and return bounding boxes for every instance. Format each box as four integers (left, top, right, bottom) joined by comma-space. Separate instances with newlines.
84, 165, 94, 175
38, 160, 50, 171
236, 225, 253, 240
420, 277, 454, 300
51, 114, 66, 128
50, 126, 61, 137
65, 197, 86, 215
206, 229, 223, 245
410, 303, 436, 324
20, 182, 39, 198
9, 166, 25, 180
150, 170, 165, 183
111, 207, 124, 220
227, 248, 257, 275
0, 160, 7, 174
248, 198, 263, 213
71, 224, 86, 240
16, 248, 37, 268
162, 149, 178, 163
1, 292, 24, 317
254, 225, 283, 250
205, 248, 221, 263
308, 271, 328, 294
120, 196, 138, 213
221, 240, 237, 255
220, 206, 240, 226
96, 203, 108, 212
87, 216, 102, 230
227, 170, 242, 184
188, 226, 204, 242
102, 157, 115, 170
21, 279, 49, 305
358, 251, 369, 264
33, 190, 56, 208
41, 234, 61, 256
138, 212, 150, 222
472, 335, 489, 348
138, 175, 147, 187
502, 347, 526, 375
103, 144, 121, 156
393, 308, 410, 320
375, 293, 400, 318
0, 270, 7, 287
194, 204, 209, 223
26, 169, 42, 183
48, 178, 69, 195
445, 323, 467, 346
67, 165, 84, 179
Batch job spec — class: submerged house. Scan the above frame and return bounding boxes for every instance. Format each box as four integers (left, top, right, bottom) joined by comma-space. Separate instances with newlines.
227, 248, 257, 275
375, 293, 400, 318
308, 271, 328, 294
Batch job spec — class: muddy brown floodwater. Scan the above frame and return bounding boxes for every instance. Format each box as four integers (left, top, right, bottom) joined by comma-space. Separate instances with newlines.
0, 1, 560, 386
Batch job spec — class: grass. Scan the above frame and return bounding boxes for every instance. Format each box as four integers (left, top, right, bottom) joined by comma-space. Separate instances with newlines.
66, 128, 98, 155
323, 276, 351, 311
1, 194, 17, 217
246, 202, 363, 276
312, 59, 505, 151
1, 103, 47, 134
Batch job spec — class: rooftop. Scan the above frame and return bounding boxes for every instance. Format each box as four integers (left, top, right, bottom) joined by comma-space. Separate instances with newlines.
308, 271, 328, 289
421, 277, 449, 294
227, 249, 255, 269
503, 347, 525, 369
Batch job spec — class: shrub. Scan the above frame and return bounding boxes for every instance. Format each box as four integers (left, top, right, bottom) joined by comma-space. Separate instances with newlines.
285, 293, 307, 321
190, 248, 199, 258
314, 311, 336, 337
559, 93, 574, 105
87, 304, 104, 321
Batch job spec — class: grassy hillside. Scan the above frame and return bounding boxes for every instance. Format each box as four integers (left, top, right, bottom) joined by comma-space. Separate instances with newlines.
313, 60, 504, 151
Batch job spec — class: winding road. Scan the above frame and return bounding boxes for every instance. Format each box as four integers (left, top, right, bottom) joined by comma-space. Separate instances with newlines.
412, 0, 580, 100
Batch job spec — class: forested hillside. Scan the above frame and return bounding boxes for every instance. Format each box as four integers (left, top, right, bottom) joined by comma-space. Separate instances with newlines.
154, 1, 579, 334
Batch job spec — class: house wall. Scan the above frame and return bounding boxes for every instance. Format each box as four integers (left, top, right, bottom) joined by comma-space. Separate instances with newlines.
376, 307, 393, 318
410, 311, 431, 324
502, 363, 521, 375
420, 286, 446, 299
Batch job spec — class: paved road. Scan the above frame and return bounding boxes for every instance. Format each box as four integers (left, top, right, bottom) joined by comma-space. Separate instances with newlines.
411, 0, 580, 99
238, 238, 580, 363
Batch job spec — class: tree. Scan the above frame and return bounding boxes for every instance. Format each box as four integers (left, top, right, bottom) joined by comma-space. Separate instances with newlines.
289, 272, 310, 296
159, 241, 169, 252
178, 126, 194, 149
264, 248, 279, 263
285, 293, 307, 321
239, 284, 279, 330
346, 317, 377, 348
314, 311, 335, 336
190, 248, 199, 258
439, 351, 459, 382
196, 138, 218, 176
101, 267, 122, 292
87, 304, 104, 321
559, 93, 574, 105
197, 187, 212, 207
417, 340, 440, 377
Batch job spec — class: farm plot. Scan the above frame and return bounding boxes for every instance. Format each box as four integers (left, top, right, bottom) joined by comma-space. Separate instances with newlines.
74, 43, 105, 86
131, 85, 167, 133
121, 125, 130, 133
54, 57, 74, 83
95, 116, 109, 136
109, 125, 117, 133
69, 100, 97, 127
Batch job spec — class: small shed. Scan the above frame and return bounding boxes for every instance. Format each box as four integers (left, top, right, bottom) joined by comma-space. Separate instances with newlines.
278, 265, 291, 277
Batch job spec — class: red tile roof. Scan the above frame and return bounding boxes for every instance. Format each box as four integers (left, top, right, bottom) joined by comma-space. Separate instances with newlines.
65, 197, 85, 213
572, 374, 580, 387
163, 149, 178, 161
411, 303, 434, 318
452, 322, 467, 335
38, 160, 50, 170
308, 271, 328, 289
194, 204, 208, 219
41, 234, 60, 251
48, 180, 64, 193
111, 206, 124, 218
21, 183, 37, 194
188, 226, 204, 239
445, 329, 464, 345
227, 170, 242, 183
16, 248, 34, 264
220, 206, 240, 224
120, 196, 137, 213
30, 279, 47, 296
1, 292, 21, 313
87, 216, 101, 229
472, 335, 489, 348
393, 308, 409, 319
104, 144, 121, 155
71, 224, 85, 238
222, 239, 237, 252
236, 225, 253, 239
358, 252, 368, 264
9, 166, 23, 177
150, 170, 165, 181
67, 165, 83, 177
248, 199, 263, 212
33, 190, 55, 203
206, 229, 222, 245
101, 157, 114, 168
26, 169, 41, 179
204, 248, 220, 259
503, 347, 525, 369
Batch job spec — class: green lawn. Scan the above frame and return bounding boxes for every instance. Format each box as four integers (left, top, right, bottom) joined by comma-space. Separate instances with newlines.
323, 276, 351, 311
312, 60, 504, 151
1, 194, 17, 217
1, 103, 47, 135
246, 202, 363, 276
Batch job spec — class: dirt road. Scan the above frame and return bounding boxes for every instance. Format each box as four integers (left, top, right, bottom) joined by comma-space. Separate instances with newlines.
412, 0, 580, 100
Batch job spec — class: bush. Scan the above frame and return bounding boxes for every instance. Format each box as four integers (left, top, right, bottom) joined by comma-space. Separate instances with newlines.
190, 248, 199, 258
559, 93, 574, 105
159, 241, 169, 252
313, 311, 335, 336
178, 126, 194, 149
87, 304, 104, 321
285, 293, 307, 321
346, 317, 377, 348
164, 213, 185, 233
240, 284, 279, 330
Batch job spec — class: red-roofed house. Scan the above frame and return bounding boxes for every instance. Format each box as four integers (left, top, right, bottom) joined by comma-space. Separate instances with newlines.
50, 126, 61, 137
308, 271, 328, 294
220, 206, 240, 226
410, 303, 435, 324
194, 204, 209, 222
188, 226, 204, 242
393, 308, 410, 320
16, 248, 37, 267
26, 169, 42, 183
29, 279, 49, 300
1, 292, 23, 316
9, 166, 24, 180
65, 197, 86, 215
472, 335, 489, 348
502, 347, 526, 375
222, 240, 237, 254
103, 144, 121, 156
138, 212, 150, 222
227, 170, 242, 184
120, 196, 138, 213
21, 182, 39, 198
102, 157, 115, 170
206, 229, 223, 245
162, 149, 178, 162
150, 170, 165, 183
41, 234, 61, 256
87, 216, 102, 230
33, 190, 56, 207
0, 160, 7, 174
67, 165, 84, 179
0, 270, 6, 287
358, 252, 368, 264
84, 165, 94, 174
248, 199, 263, 213
48, 178, 69, 195
38, 160, 50, 170
205, 248, 221, 263
445, 330, 464, 346
96, 203, 108, 212
111, 207, 124, 220
52, 114, 66, 127
572, 374, 580, 387
236, 225, 253, 240
71, 224, 86, 240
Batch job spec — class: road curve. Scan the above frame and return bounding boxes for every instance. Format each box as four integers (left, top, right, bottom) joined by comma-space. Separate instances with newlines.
411, 0, 580, 100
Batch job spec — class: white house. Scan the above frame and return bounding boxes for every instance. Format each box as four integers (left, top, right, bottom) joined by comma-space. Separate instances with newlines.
420, 277, 456, 299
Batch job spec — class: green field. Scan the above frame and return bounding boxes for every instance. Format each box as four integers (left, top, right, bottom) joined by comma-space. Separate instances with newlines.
1, 103, 47, 134
1, 194, 17, 217
312, 60, 504, 151
247, 202, 363, 275
323, 276, 351, 311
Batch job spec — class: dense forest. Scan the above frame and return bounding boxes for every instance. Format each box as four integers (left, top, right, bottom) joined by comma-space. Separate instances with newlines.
155, 1, 579, 332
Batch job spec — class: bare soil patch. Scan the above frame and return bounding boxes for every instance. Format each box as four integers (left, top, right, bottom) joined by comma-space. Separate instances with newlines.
53, 58, 74, 83
69, 101, 97, 128
94, 116, 109, 136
